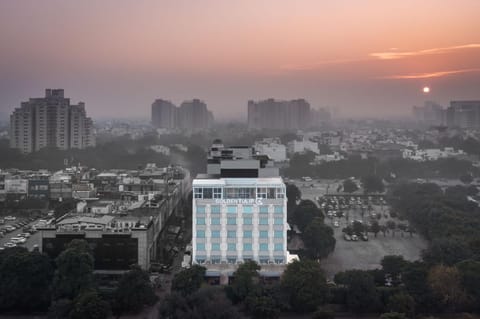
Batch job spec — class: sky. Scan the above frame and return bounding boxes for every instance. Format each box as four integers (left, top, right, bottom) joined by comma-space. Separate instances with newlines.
0, 0, 479, 120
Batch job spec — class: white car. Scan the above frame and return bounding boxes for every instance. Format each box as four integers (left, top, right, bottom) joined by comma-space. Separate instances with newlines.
19, 233, 31, 238
10, 237, 26, 244
333, 221, 340, 228
4, 216, 16, 221
4, 242, 16, 248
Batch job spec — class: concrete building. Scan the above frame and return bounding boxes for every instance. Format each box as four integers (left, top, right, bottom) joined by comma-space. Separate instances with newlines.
9, 89, 95, 153
150, 98, 214, 131
447, 101, 480, 128
287, 138, 320, 155
412, 101, 446, 126
151, 99, 177, 129
254, 139, 287, 162
192, 140, 292, 282
248, 99, 311, 130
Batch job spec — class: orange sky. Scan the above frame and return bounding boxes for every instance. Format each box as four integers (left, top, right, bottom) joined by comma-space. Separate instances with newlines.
1, 0, 479, 119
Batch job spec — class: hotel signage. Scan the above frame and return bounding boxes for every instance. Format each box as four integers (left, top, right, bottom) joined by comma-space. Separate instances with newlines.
214, 198, 264, 205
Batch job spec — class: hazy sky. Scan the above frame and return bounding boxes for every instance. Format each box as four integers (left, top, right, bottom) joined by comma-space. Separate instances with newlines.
1, 0, 479, 120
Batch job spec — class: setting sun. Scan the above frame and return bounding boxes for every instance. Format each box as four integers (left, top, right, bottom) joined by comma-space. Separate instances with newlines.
423, 86, 430, 93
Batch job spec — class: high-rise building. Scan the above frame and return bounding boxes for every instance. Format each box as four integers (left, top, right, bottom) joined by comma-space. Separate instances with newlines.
192, 139, 293, 282
248, 98, 311, 130
151, 99, 214, 131
151, 99, 177, 129
412, 101, 446, 126
9, 89, 95, 153
446, 100, 480, 128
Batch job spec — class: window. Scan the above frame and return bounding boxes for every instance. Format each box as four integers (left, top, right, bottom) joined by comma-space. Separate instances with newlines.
275, 258, 284, 264
211, 217, 220, 225
274, 218, 283, 225
227, 231, 236, 238
274, 206, 283, 214
211, 230, 220, 238
211, 205, 221, 213
228, 243, 236, 251
243, 205, 253, 213
259, 218, 268, 225
259, 206, 269, 214
227, 206, 237, 214
211, 243, 220, 251
259, 230, 268, 238
196, 218, 205, 225
213, 188, 222, 199
197, 230, 205, 238
203, 188, 213, 199
267, 188, 276, 199
227, 257, 236, 264
197, 206, 206, 214
274, 231, 283, 238
243, 243, 252, 251
243, 217, 252, 225
243, 230, 252, 238
196, 243, 205, 251
276, 187, 285, 199
227, 217, 236, 225
257, 187, 267, 199
259, 243, 268, 251
194, 188, 202, 199
274, 243, 283, 251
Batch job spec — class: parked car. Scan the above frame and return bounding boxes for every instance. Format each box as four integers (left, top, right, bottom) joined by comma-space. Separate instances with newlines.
4, 216, 16, 221
351, 234, 359, 241
344, 234, 351, 241
333, 221, 340, 228
4, 242, 17, 248
361, 234, 369, 241
19, 233, 31, 238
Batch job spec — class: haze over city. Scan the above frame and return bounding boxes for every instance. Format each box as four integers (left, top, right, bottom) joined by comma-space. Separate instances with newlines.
1, 0, 480, 120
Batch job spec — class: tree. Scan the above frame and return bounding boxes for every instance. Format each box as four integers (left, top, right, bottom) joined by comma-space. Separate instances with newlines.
459, 173, 473, 184
0, 248, 54, 312
52, 239, 95, 300
302, 218, 336, 259
281, 259, 329, 313
228, 260, 261, 303
246, 294, 280, 319
402, 261, 440, 314
456, 260, 480, 310
352, 220, 364, 235
113, 265, 157, 315
380, 312, 407, 319
386, 220, 396, 237
292, 200, 324, 231
341, 270, 380, 313
371, 220, 380, 238
428, 265, 466, 312
286, 183, 302, 222
386, 292, 415, 318
312, 306, 335, 319
343, 179, 358, 193
381, 255, 406, 281
422, 238, 472, 266
69, 291, 110, 319
171, 265, 206, 296
361, 175, 385, 193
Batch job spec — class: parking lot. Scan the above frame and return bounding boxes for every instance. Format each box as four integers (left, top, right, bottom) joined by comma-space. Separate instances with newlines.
0, 216, 44, 252
290, 179, 428, 279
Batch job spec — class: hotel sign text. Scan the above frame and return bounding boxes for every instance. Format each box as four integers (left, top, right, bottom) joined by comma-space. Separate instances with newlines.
214, 198, 264, 205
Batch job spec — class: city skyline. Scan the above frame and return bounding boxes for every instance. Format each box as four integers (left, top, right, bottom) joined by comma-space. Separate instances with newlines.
1, 0, 479, 120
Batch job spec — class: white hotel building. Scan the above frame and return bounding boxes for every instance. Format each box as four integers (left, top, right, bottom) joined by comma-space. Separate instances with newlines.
192, 140, 291, 279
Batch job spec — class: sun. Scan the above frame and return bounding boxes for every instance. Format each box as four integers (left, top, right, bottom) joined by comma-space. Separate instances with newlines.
423, 86, 430, 93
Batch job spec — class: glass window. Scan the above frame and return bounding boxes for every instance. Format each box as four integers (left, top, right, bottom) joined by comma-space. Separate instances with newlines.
244, 230, 252, 238
243, 243, 252, 251
213, 188, 222, 199
274, 218, 283, 225
211, 205, 221, 213
259, 206, 269, 214
227, 257, 236, 264
211, 217, 220, 225
276, 187, 285, 199
227, 217, 236, 225
196, 243, 205, 251
243, 205, 253, 213
197, 206, 206, 214
227, 243, 236, 251
274, 243, 283, 251
259, 218, 268, 225
275, 258, 284, 264
211, 230, 220, 238
243, 217, 252, 225
259, 243, 268, 251
267, 188, 276, 199
194, 188, 202, 198
227, 231, 236, 238
274, 206, 283, 214
227, 206, 237, 214
274, 231, 283, 238
203, 188, 213, 199
257, 187, 267, 199
259, 230, 268, 238
196, 218, 205, 225
197, 230, 205, 238
211, 243, 220, 251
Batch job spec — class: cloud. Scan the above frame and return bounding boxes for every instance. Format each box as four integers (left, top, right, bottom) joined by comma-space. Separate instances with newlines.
370, 43, 480, 60
380, 68, 480, 79
279, 57, 370, 71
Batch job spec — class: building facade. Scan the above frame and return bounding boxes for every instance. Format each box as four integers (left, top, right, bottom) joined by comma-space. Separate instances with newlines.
151, 98, 214, 131
248, 98, 311, 130
151, 99, 177, 129
9, 89, 95, 153
447, 100, 480, 128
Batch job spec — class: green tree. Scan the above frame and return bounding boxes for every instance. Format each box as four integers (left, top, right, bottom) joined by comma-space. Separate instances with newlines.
428, 265, 467, 312
361, 175, 385, 193
69, 291, 110, 319
52, 239, 95, 300
370, 220, 380, 238
312, 306, 335, 319
343, 179, 358, 193
246, 294, 280, 319
381, 255, 406, 281
302, 218, 336, 259
386, 292, 415, 318
113, 265, 157, 315
171, 265, 206, 296
402, 261, 440, 314
286, 183, 302, 222
341, 270, 380, 313
292, 200, 324, 231
228, 260, 261, 303
281, 259, 329, 313
380, 312, 407, 319
456, 260, 480, 309
0, 247, 54, 312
